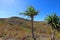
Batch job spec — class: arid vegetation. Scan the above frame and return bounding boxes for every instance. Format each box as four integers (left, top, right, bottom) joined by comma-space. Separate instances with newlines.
0, 16, 60, 40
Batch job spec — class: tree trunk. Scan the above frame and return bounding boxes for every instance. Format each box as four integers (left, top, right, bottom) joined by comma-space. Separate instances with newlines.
31, 17, 36, 40
51, 30, 55, 40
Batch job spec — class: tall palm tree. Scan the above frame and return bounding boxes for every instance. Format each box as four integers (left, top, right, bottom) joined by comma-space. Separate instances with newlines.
45, 13, 60, 40
20, 6, 38, 40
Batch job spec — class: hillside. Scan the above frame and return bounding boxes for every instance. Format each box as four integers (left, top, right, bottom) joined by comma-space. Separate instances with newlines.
0, 17, 53, 40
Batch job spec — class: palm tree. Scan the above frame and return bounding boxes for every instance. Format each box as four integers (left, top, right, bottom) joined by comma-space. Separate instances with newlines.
20, 6, 38, 40
45, 13, 60, 40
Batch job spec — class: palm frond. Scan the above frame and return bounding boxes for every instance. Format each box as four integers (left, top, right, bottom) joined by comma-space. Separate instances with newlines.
45, 13, 60, 31
20, 6, 39, 17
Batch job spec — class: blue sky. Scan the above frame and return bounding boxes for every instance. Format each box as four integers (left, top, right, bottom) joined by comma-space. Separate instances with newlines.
0, 0, 60, 21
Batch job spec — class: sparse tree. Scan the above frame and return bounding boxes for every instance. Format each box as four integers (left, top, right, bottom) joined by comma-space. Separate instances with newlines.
20, 6, 39, 40
45, 13, 60, 40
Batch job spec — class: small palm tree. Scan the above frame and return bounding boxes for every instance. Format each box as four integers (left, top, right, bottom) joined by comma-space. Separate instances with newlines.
45, 13, 60, 40
20, 6, 38, 40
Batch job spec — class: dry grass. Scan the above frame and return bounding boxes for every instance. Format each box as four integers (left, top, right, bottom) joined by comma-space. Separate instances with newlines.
0, 17, 60, 40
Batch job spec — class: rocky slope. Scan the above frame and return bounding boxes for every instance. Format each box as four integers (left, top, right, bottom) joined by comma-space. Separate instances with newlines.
0, 17, 52, 40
